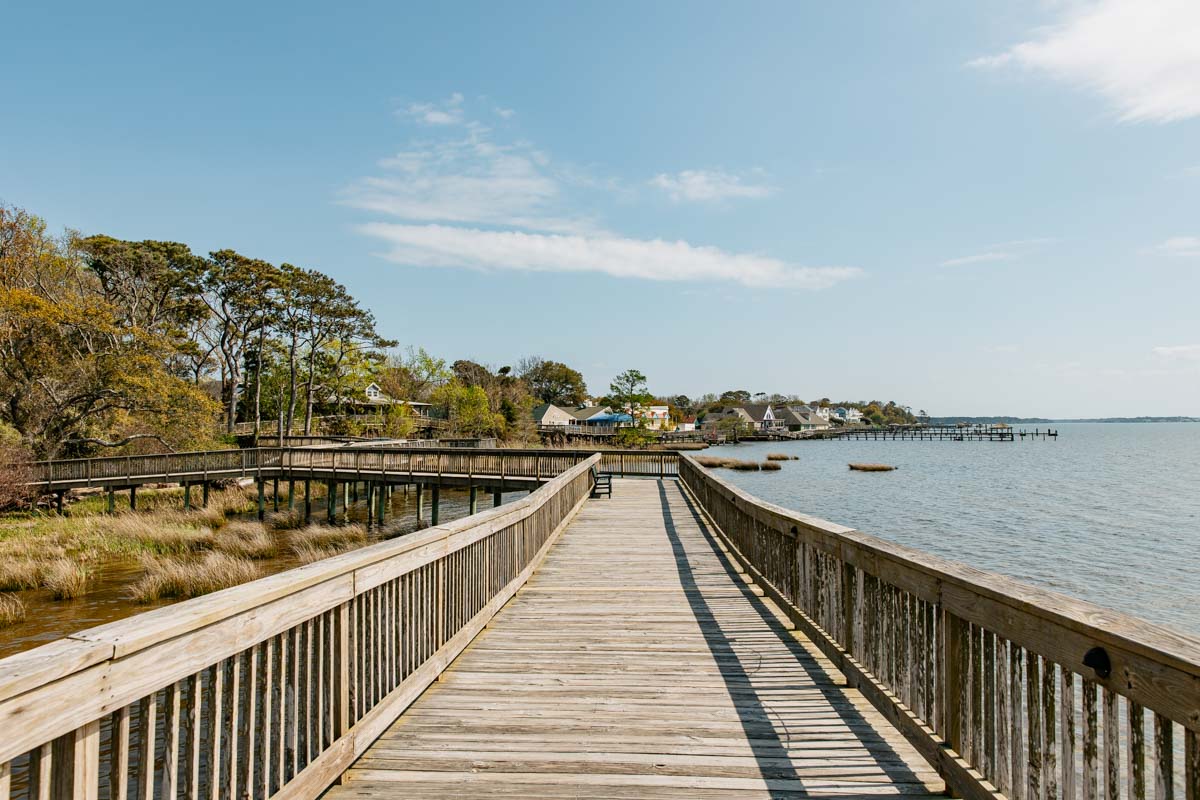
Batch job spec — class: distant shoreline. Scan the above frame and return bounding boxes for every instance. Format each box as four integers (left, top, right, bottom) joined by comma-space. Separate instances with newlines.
928, 416, 1199, 424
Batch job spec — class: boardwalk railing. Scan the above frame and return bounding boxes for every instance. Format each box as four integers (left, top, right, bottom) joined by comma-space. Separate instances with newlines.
0, 454, 600, 800
25, 447, 679, 490
679, 455, 1200, 800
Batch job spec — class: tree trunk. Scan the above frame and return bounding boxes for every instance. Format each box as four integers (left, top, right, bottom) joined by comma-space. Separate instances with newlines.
252, 318, 265, 444
303, 346, 317, 435
285, 336, 298, 436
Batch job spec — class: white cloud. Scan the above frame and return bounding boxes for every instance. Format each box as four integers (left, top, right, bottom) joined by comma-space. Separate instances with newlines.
341, 123, 593, 234
1156, 236, 1200, 256
1152, 344, 1200, 361
494, 107, 516, 119
941, 252, 1011, 268
650, 169, 774, 202
402, 92, 465, 125
971, 0, 1200, 123
359, 223, 863, 290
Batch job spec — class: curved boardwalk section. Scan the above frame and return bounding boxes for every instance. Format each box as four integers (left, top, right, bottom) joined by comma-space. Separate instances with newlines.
327, 479, 944, 798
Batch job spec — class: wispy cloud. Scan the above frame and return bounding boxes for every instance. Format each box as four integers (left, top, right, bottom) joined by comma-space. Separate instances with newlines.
1156, 236, 1200, 256
940, 237, 1055, 268
341, 119, 593, 234
649, 169, 774, 202
1152, 344, 1200, 361
493, 107, 516, 119
941, 252, 1011, 268
348, 97, 861, 290
359, 223, 862, 290
401, 92, 466, 125
969, 0, 1200, 123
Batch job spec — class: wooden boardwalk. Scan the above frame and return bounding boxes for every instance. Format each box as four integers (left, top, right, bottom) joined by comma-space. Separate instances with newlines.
326, 479, 944, 798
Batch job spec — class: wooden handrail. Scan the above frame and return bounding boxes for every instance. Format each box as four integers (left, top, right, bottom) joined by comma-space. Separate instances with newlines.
0, 454, 601, 800
678, 454, 1200, 800
19, 447, 680, 489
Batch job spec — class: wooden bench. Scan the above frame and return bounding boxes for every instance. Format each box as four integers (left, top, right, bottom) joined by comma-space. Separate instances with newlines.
590, 468, 612, 498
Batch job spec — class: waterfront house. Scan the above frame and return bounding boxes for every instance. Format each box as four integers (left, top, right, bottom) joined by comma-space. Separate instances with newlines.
627, 404, 670, 430
570, 405, 614, 425
532, 403, 576, 427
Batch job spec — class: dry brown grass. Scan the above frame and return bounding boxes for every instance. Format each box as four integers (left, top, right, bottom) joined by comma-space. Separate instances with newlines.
0, 593, 25, 626
290, 541, 356, 565
760, 461, 782, 471
848, 463, 897, 472
694, 455, 731, 468
287, 523, 367, 551
264, 509, 304, 531
0, 558, 42, 591
765, 453, 798, 461
129, 552, 262, 603
212, 521, 278, 559
41, 558, 89, 599
726, 459, 762, 471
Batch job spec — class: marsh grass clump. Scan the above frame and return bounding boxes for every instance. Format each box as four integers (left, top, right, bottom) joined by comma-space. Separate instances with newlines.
760, 461, 782, 471
264, 509, 304, 531
92, 515, 215, 556
765, 453, 789, 461
849, 463, 897, 472
0, 593, 25, 626
727, 460, 761, 471
694, 455, 733, 468
286, 523, 368, 564
212, 521, 278, 559
0, 558, 42, 591
41, 558, 89, 599
287, 523, 367, 551
129, 552, 261, 603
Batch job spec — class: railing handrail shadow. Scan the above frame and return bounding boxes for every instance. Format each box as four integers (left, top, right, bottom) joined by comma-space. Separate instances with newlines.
677, 453, 1200, 800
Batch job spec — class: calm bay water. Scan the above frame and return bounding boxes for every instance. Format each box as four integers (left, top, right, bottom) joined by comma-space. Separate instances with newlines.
713, 423, 1200, 636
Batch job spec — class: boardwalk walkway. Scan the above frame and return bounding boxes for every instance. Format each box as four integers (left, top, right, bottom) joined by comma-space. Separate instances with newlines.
326, 479, 944, 798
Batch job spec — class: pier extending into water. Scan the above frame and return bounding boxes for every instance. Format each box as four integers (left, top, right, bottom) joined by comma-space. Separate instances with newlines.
816, 424, 1025, 441
1, 449, 1196, 800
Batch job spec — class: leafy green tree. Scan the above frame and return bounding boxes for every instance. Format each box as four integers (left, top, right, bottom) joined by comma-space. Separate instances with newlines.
608, 369, 652, 419
519, 357, 588, 406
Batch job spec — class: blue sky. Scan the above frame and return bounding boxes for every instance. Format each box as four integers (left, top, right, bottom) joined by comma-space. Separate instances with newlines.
3, 1, 1198, 417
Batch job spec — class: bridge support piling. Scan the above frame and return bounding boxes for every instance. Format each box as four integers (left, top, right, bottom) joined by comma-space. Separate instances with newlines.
55, 491, 64, 515
183, 482, 191, 511
365, 483, 374, 529
469, 485, 477, 515
257, 479, 265, 521
287, 480, 294, 511
377, 482, 387, 525
431, 486, 440, 525
493, 489, 502, 507
303, 479, 312, 523
416, 484, 424, 523
129, 486, 137, 511
106, 488, 115, 514
326, 480, 336, 523
272, 478, 279, 512
202, 482, 209, 508
342, 481, 349, 513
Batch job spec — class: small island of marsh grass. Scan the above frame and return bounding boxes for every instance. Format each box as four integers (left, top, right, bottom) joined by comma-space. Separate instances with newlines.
849, 462, 897, 472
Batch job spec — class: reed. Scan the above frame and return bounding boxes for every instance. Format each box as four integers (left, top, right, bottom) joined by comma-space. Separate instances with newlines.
41, 558, 89, 600
848, 463, 897, 472
693, 455, 730, 468
129, 552, 262, 603
760, 461, 782, 471
727, 460, 761, 471
286, 523, 367, 552
290, 540, 355, 565
0, 558, 42, 591
0, 593, 25, 626
212, 521, 278, 559
766, 453, 798, 461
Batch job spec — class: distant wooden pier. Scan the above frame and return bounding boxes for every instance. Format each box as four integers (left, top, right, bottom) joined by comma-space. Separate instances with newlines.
815, 424, 1050, 442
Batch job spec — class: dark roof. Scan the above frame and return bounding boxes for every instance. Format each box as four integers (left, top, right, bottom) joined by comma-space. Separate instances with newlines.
569, 406, 610, 420
740, 403, 774, 423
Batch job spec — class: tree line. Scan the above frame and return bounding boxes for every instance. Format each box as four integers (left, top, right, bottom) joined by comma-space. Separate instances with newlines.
1, 202, 921, 461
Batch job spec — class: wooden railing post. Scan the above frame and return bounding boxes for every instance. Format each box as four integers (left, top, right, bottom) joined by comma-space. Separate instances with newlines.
941, 608, 965, 757
841, 561, 856, 669
337, 601, 351, 736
